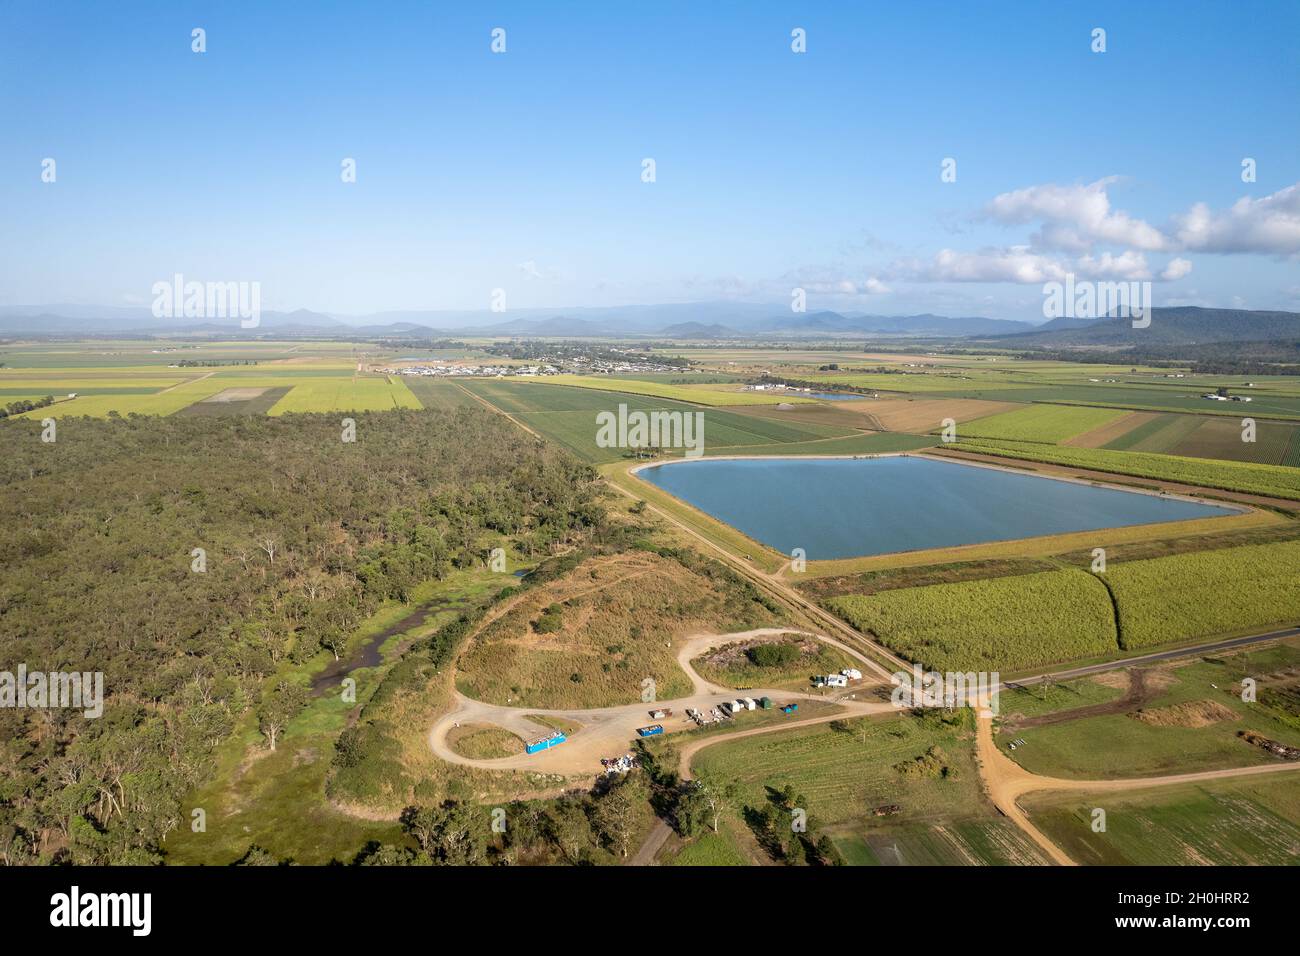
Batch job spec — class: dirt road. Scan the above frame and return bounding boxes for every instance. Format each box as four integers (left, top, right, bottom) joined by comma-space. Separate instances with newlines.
973, 710, 1300, 866
429, 627, 892, 776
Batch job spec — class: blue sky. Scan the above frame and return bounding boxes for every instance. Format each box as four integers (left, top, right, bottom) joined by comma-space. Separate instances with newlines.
1, 0, 1297, 320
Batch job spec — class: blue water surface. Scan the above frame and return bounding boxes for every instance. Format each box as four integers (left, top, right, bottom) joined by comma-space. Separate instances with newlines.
638, 455, 1234, 559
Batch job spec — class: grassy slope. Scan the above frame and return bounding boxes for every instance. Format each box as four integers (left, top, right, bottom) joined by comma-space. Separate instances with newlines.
455, 551, 784, 709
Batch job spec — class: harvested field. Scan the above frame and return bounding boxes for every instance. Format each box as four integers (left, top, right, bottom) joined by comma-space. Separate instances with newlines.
721, 402, 878, 431
1169, 416, 1296, 466
866, 397, 1020, 433
1064, 411, 1158, 448
201, 387, 268, 403
177, 386, 291, 416
1107, 413, 1203, 453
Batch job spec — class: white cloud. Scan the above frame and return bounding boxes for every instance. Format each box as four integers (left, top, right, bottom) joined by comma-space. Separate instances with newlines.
1074, 250, 1152, 280
1171, 184, 1300, 255
986, 177, 1169, 252
1160, 257, 1193, 280
987, 177, 1300, 257
904, 247, 1182, 285
921, 247, 1069, 284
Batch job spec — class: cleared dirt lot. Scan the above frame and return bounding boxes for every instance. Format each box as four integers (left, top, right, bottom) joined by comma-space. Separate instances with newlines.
431, 627, 886, 776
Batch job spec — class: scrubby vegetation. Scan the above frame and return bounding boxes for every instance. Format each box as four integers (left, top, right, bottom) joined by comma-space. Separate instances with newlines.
0, 394, 54, 419
692, 634, 858, 689
343, 772, 653, 866
0, 408, 604, 864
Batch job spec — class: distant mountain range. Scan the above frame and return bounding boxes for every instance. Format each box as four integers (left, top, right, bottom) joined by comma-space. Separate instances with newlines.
1, 302, 1297, 346
986, 307, 1300, 347
0, 302, 1035, 339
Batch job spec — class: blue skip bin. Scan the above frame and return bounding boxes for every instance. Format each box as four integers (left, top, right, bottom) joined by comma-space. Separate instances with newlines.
636, 724, 664, 738
525, 731, 567, 755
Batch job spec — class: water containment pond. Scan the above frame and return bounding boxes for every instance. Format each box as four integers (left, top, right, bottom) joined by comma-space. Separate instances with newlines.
637, 455, 1236, 559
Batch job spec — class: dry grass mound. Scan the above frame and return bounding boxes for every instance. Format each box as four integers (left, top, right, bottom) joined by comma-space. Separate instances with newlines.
1130, 699, 1239, 728
447, 724, 524, 759
456, 551, 784, 708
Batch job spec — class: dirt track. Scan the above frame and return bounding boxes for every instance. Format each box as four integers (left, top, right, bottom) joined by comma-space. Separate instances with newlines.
973, 710, 1300, 866
1001, 669, 1149, 731
429, 628, 893, 776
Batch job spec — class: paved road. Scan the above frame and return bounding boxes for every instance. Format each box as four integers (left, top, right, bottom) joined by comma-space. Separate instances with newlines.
1004, 626, 1300, 690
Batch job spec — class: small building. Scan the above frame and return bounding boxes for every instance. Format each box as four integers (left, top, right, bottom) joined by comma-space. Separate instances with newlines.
841, 668, 863, 681
826, 674, 848, 688
742, 697, 757, 710
759, 696, 773, 709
